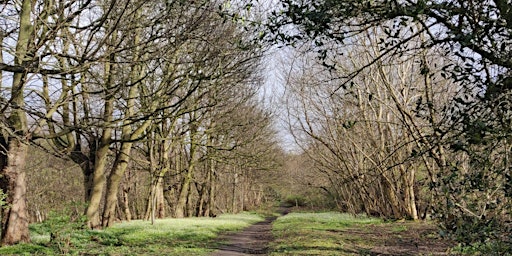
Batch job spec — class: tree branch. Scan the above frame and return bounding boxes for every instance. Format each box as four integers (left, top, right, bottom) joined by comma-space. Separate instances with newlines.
0, 62, 69, 75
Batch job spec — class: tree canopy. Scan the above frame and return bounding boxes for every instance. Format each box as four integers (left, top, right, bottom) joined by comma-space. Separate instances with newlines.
269, 0, 511, 92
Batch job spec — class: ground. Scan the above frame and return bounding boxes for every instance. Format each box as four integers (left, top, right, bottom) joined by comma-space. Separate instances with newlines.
211, 216, 277, 256
211, 209, 455, 256
347, 221, 455, 255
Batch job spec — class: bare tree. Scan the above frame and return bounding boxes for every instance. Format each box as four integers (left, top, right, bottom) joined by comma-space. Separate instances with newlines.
283, 27, 456, 220
0, 0, 98, 244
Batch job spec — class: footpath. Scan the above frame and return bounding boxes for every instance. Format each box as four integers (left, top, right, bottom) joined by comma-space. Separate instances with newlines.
211, 208, 289, 256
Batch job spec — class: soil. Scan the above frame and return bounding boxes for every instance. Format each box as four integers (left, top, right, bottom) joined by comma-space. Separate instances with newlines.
210, 207, 289, 256
347, 221, 455, 255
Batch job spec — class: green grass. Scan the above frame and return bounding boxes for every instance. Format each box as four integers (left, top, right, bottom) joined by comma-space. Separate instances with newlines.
391, 224, 408, 232
270, 212, 455, 256
270, 212, 381, 256
0, 212, 263, 255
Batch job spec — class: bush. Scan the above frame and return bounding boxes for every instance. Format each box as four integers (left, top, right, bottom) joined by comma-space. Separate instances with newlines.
433, 114, 512, 255
282, 195, 308, 207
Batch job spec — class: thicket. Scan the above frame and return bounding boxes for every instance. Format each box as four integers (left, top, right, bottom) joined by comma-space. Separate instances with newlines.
267, 0, 512, 253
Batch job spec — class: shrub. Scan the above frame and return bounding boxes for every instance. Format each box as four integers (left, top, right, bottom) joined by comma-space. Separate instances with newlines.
282, 195, 308, 207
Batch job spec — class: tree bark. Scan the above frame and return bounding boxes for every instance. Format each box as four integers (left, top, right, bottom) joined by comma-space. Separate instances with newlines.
102, 141, 132, 228
206, 160, 216, 217
196, 182, 206, 217
408, 168, 419, 220
86, 132, 110, 229
121, 184, 132, 221
175, 172, 192, 218
0, 139, 30, 245
155, 179, 166, 218
232, 171, 238, 214
80, 154, 95, 204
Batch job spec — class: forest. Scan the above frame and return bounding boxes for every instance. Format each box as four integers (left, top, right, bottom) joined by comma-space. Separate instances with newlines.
0, 0, 511, 254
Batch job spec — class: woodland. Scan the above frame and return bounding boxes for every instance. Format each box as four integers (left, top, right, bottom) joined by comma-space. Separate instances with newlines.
0, 0, 511, 254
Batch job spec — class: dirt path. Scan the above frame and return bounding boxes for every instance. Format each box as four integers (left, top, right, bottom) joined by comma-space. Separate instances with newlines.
211, 208, 289, 256
210, 216, 277, 256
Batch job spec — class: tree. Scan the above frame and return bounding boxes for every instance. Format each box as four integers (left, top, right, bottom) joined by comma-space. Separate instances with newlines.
68, 0, 270, 224
0, 0, 135, 231
0, 1, 277, 245
268, 0, 512, 249
0, 0, 99, 244
0, 0, 32, 244
27, 0, 261, 228
283, 29, 458, 219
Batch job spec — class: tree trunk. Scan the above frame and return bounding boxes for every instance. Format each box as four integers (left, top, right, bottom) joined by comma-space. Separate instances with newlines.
0, 139, 30, 245
85, 97, 113, 229
232, 171, 238, 214
121, 185, 132, 221
176, 119, 198, 218
145, 175, 166, 222
0, 0, 32, 244
102, 14, 149, 226
144, 181, 155, 221
196, 182, 206, 217
86, 138, 109, 229
102, 142, 132, 228
383, 176, 402, 219
85, 21, 119, 228
79, 157, 95, 204
175, 173, 192, 218
206, 162, 216, 217
163, 180, 177, 218
67, 144, 95, 205
407, 168, 419, 220
186, 181, 195, 217
155, 179, 166, 218
240, 175, 245, 211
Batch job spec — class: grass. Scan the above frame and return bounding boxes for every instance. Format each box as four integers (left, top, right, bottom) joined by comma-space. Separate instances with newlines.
0, 212, 263, 255
270, 212, 381, 256
270, 211, 452, 256
0, 210, 455, 255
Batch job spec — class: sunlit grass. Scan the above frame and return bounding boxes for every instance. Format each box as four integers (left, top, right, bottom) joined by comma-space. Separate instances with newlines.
0, 212, 263, 255
270, 212, 381, 256
276, 212, 380, 228
270, 212, 452, 256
